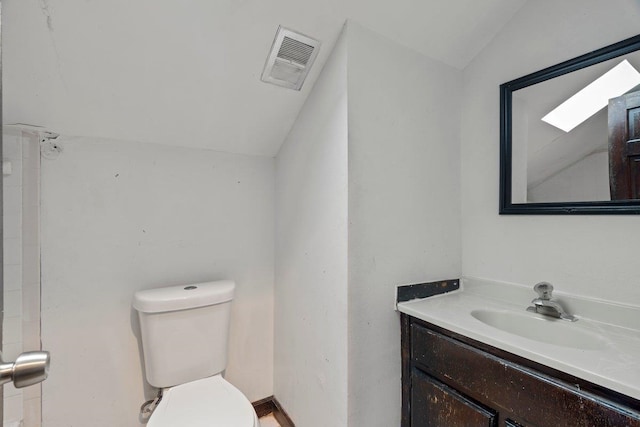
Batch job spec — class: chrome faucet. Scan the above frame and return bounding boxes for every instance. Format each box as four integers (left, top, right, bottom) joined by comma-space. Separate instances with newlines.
527, 282, 577, 322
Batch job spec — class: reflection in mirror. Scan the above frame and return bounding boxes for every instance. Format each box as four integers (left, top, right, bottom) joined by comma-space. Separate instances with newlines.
512, 51, 640, 204
500, 33, 640, 214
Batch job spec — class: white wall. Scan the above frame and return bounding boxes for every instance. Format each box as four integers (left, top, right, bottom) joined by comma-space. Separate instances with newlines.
40, 137, 274, 427
274, 27, 349, 427
347, 23, 462, 427
528, 151, 609, 203
461, 0, 640, 304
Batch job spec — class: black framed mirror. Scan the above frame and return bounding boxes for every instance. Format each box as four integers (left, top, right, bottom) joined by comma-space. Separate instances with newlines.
500, 34, 640, 214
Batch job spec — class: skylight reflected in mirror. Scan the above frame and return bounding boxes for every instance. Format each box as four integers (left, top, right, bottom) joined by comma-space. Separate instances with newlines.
541, 59, 640, 132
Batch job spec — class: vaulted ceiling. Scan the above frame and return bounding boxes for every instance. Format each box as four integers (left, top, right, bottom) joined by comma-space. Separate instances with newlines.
4, 0, 526, 156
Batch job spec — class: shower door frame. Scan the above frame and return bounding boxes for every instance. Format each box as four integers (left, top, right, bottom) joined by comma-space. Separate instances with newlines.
0, 0, 5, 421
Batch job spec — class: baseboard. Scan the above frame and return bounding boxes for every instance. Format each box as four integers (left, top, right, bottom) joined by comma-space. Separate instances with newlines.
271, 397, 295, 427
252, 396, 295, 427
253, 396, 277, 418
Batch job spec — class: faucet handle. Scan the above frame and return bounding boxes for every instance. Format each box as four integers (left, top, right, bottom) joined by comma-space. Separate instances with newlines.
533, 282, 554, 300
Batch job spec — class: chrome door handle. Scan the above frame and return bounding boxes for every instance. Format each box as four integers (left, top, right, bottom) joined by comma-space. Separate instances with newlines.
0, 351, 50, 388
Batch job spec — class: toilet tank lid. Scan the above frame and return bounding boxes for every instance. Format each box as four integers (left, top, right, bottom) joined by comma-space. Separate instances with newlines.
133, 280, 235, 313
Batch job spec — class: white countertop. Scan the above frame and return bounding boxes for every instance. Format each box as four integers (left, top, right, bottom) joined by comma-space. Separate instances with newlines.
397, 277, 640, 401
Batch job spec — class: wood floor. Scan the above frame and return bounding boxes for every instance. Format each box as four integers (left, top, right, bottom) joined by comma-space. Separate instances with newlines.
259, 414, 282, 427
253, 396, 294, 427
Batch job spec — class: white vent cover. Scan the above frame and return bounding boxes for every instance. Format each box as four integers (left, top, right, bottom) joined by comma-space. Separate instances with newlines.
261, 26, 321, 91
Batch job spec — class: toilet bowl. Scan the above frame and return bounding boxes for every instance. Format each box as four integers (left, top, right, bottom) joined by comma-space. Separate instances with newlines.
148, 375, 259, 427
133, 280, 260, 427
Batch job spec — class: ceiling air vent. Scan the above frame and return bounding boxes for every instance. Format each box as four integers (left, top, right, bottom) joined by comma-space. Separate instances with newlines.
261, 26, 321, 91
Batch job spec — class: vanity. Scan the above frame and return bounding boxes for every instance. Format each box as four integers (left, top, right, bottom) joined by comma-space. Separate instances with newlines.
397, 278, 640, 427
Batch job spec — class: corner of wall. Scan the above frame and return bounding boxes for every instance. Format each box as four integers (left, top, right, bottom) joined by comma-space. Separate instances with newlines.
273, 22, 349, 427
345, 23, 463, 427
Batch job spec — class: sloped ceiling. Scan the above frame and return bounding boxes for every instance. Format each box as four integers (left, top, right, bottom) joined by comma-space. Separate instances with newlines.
4, 0, 526, 156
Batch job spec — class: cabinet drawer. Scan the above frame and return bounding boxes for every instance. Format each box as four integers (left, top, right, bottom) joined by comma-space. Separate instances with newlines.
411, 367, 497, 427
411, 323, 640, 427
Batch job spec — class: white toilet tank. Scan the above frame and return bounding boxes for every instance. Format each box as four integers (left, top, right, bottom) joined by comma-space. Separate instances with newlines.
133, 280, 235, 388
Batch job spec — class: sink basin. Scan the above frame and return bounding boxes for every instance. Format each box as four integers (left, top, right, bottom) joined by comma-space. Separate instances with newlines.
471, 309, 606, 350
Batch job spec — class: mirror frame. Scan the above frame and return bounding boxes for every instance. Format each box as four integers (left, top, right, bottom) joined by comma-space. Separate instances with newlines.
499, 33, 640, 214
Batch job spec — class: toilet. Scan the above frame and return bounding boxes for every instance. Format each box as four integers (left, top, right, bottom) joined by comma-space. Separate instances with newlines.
133, 280, 260, 427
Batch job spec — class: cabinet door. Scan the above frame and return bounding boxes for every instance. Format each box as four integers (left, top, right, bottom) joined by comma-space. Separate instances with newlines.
411, 368, 497, 427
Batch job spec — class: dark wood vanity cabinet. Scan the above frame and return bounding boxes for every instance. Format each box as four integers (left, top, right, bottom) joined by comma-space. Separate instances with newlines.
401, 314, 640, 427
410, 367, 497, 427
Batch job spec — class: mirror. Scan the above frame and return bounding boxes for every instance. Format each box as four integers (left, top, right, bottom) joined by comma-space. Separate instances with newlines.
500, 34, 640, 214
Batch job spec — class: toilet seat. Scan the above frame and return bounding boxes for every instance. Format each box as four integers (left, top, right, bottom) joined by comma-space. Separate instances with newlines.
148, 374, 259, 427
